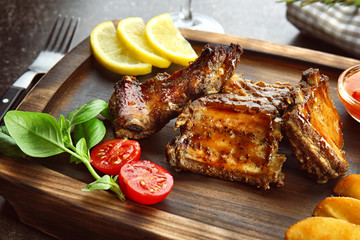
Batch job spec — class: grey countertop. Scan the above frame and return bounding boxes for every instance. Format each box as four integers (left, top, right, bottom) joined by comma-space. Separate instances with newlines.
0, 0, 357, 239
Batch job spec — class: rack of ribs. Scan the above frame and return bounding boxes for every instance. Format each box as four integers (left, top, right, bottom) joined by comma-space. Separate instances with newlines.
166, 93, 286, 189
108, 43, 243, 139
283, 68, 349, 183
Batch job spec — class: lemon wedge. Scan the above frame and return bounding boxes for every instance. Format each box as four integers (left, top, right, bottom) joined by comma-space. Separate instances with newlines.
145, 13, 198, 66
117, 17, 171, 68
90, 21, 152, 76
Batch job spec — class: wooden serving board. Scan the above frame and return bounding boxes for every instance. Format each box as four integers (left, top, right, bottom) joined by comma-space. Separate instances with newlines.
1, 29, 360, 240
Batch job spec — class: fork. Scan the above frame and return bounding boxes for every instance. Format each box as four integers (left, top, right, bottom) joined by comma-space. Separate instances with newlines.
0, 14, 80, 122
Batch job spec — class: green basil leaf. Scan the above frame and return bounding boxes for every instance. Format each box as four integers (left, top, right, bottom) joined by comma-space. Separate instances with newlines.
66, 99, 109, 126
100, 105, 111, 120
0, 125, 9, 135
83, 175, 124, 200
70, 138, 88, 165
58, 114, 66, 132
70, 154, 82, 164
82, 175, 114, 191
73, 118, 106, 149
4, 111, 65, 158
75, 138, 88, 159
58, 114, 73, 147
0, 126, 26, 157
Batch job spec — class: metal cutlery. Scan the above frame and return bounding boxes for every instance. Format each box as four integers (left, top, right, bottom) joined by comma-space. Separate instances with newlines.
0, 14, 80, 122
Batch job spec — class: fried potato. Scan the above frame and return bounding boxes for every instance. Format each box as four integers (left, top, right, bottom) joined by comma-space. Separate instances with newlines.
313, 197, 360, 225
334, 174, 360, 200
285, 217, 360, 240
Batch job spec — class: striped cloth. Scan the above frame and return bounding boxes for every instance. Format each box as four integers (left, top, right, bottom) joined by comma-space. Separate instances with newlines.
286, 2, 360, 58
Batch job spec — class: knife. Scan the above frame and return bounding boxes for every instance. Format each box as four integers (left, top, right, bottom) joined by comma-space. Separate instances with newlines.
0, 71, 41, 122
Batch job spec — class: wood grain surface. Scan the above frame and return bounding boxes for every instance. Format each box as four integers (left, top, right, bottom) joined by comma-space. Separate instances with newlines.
0, 29, 360, 240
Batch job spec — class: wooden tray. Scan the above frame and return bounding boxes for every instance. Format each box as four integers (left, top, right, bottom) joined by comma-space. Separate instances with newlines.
1, 29, 360, 240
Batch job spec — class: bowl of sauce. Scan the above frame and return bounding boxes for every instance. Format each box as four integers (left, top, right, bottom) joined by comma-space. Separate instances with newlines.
338, 64, 360, 123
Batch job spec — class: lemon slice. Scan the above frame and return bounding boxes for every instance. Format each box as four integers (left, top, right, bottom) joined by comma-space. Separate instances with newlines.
145, 13, 198, 66
117, 17, 171, 68
90, 21, 152, 76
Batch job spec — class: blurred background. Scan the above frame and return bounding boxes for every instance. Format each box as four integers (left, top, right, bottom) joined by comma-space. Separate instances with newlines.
0, 0, 356, 97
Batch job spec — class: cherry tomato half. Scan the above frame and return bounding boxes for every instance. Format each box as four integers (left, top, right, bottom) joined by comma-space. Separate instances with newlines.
119, 160, 174, 205
90, 139, 141, 175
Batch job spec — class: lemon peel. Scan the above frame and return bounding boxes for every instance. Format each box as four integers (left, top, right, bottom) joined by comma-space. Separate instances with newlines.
90, 21, 151, 76
117, 17, 171, 68
145, 13, 198, 66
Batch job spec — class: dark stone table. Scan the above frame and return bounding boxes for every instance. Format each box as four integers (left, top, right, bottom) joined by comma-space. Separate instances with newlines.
0, 0, 356, 239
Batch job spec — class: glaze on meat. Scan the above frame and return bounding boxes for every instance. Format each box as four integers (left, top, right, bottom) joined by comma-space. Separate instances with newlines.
283, 68, 349, 182
109, 43, 243, 139
166, 94, 286, 189
222, 73, 293, 113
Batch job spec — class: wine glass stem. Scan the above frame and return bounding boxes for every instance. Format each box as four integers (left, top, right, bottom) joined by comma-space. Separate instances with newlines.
180, 0, 193, 22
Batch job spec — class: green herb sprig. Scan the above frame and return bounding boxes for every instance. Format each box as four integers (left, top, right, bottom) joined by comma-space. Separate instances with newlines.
0, 99, 125, 200
282, 0, 360, 6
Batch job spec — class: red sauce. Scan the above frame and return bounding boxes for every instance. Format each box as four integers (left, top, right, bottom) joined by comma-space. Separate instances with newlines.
339, 69, 360, 122
344, 71, 360, 102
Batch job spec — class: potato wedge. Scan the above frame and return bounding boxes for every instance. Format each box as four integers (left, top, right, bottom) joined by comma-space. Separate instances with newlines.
334, 174, 360, 200
285, 217, 360, 240
313, 197, 360, 225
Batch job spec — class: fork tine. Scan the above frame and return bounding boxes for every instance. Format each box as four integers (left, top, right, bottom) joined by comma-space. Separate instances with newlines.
55, 16, 73, 53
44, 14, 79, 54
44, 14, 62, 50
59, 17, 80, 54
47, 15, 67, 52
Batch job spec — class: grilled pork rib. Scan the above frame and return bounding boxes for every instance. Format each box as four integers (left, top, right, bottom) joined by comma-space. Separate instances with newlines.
109, 43, 243, 139
222, 74, 293, 113
283, 68, 349, 183
166, 94, 286, 189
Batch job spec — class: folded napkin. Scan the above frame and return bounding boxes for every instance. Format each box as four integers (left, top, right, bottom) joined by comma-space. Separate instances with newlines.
286, 2, 360, 58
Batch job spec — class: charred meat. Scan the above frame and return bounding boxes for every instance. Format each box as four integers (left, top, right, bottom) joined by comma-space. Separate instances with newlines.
109, 43, 243, 139
222, 73, 293, 113
283, 68, 349, 183
166, 93, 286, 189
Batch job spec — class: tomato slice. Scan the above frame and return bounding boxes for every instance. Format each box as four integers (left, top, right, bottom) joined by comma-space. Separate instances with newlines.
90, 139, 141, 175
119, 160, 174, 205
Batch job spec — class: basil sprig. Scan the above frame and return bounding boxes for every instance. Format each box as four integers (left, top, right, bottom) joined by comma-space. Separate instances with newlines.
0, 99, 124, 200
